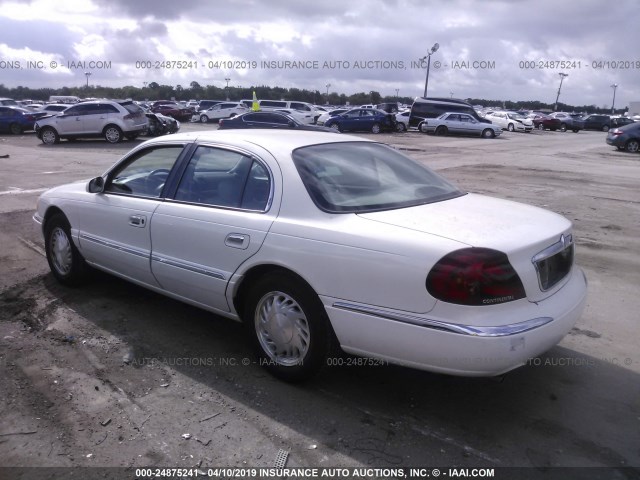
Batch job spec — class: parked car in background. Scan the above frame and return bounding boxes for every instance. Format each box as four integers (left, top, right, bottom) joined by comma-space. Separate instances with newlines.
532, 114, 562, 131
419, 112, 502, 138
395, 110, 410, 131
145, 112, 180, 136
410, 97, 489, 129
197, 100, 225, 112
273, 109, 315, 124
375, 103, 400, 114
316, 108, 349, 126
485, 112, 533, 132
582, 114, 634, 132
548, 112, 583, 132
198, 102, 248, 123
606, 122, 640, 153
0, 98, 19, 106
151, 102, 193, 121
323, 108, 396, 133
218, 111, 333, 132
34, 130, 587, 381
39, 104, 70, 115
35, 100, 147, 144
0, 106, 48, 134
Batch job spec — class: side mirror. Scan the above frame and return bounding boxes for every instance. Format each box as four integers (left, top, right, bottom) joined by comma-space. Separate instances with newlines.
87, 176, 105, 193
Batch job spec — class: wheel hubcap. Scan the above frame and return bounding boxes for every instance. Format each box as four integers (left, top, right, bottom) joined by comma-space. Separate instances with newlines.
255, 291, 310, 366
50, 227, 72, 275
105, 128, 120, 142
43, 130, 55, 143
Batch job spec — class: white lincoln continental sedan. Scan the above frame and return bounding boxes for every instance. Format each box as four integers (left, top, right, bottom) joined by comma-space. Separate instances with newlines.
34, 130, 587, 381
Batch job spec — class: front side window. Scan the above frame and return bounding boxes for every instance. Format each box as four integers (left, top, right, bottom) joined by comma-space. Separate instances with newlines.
293, 142, 464, 213
105, 146, 185, 197
174, 146, 271, 210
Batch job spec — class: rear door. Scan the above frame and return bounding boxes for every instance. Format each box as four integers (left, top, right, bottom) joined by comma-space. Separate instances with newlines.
150, 144, 278, 311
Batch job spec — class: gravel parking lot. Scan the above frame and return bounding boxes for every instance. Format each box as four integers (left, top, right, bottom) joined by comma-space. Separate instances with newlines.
0, 126, 639, 477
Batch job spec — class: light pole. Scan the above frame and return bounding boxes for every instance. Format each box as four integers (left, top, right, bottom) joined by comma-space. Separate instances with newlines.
421, 42, 439, 98
554, 73, 568, 111
611, 84, 618, 114
450, 91, 454, 98
395, 88, 399, 101
84, 71, 92, 88
325, 83, 331, 104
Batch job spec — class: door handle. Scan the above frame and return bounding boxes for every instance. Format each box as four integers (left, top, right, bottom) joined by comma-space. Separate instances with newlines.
225, 233, 249, 250
129, 214, 147, 227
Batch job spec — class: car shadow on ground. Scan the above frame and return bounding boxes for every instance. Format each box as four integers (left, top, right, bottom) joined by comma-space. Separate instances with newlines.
21, 269, 640, 470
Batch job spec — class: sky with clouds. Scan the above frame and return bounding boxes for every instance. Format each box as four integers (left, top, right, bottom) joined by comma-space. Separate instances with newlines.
0, 0, 638, 107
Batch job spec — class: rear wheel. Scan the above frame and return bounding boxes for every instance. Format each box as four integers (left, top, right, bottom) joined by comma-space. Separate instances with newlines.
481, 128, 495, 138
537, 123, 544, 130
104, 125, 123, 143
245, 273, 334, 382
9, 123, 22, 135
560, 123, 567, 132
44, 213, 88, 286
40, 127, 60, 145
435, 125, 448, 136
371, 123, 381, 134
625, 139, 640, 153
602, 125, 609, 132
507, 123, 515, 132
396, 122, 406, 132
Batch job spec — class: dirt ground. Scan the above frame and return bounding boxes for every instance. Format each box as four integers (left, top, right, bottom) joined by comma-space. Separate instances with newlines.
0, 125, 639, 479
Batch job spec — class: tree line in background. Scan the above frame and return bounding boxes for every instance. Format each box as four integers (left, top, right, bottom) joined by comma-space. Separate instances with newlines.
0, 83, 626, 114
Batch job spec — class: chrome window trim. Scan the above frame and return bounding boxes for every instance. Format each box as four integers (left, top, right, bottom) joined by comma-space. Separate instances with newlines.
151, 254, 226, 280
80, 233, 149, 259
332, 302, 553, 337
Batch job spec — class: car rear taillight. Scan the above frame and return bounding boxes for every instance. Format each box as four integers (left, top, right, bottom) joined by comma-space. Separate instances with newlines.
25, 114, 35, 121
123, 113, 133, 120
426, 248, 526, 306
610, 129, 623, 136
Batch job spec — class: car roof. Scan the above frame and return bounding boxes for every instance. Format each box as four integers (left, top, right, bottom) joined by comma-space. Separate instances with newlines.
140, 129, 370, 152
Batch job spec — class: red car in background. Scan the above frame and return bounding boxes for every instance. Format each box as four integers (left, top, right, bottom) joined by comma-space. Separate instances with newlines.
532, 114, 562, 131
151, 101, 193, 121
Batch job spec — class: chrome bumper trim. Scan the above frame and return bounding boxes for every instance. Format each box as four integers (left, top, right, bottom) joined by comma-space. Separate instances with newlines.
332, 302, 553, 337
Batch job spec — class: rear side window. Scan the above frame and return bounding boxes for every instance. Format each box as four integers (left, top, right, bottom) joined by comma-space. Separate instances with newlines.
122, 103, 143, 115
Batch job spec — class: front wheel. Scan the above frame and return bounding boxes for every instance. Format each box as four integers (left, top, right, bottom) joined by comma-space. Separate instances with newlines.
245, 273, 333, 382
435, 125, 448, 136
602, 125, 609, 132
626, 139, 640, 153
329, 122, 341, 132
507, 123, 515, 132
104, 125, 123, 143
200, 115, 209, 123
10, 123, 22, 135
370, 123, 381, 134
40, 127, 60, 145
396, 122, 406, 132
560, 123, 567, 132
44, 213, 88, 286
481, 128, 495, 139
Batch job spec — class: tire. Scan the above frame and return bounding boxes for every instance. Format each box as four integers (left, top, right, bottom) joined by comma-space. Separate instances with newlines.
560, 123, 567, 132
244, 273, 333, 382
602, 125, 609, 132
103, 125, 123, 143
481, 128, 495, 139
435, 126, 448, 136
418, 122, 427, 133
537, 124, 544, 130
9, 123, 22, 135
40, 127, 60, 145
200, 115, 209, 123
625, 139, 640, 153
572, 129, 579, 133
507, 123, 515, 132
396, 122, 406, 132
329, 123, 341, 132
44, 213, 88, 286
370, 123, 381, 134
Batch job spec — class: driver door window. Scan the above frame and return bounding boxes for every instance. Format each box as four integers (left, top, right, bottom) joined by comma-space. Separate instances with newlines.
105, 146, 185, 197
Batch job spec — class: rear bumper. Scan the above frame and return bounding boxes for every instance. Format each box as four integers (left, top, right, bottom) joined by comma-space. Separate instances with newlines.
323, 267, 587, 376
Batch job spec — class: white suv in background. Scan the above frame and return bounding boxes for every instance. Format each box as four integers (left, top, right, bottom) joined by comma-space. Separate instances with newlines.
485, 111, 533, 132
35, 100, 148, 144
198, 102, 248, 123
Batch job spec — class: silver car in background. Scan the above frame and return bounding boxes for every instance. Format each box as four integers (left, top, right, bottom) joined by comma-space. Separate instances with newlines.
419, 112, 502, 138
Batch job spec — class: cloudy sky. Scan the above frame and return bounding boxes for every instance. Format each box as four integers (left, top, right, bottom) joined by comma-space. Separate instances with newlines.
1, 0, 638, 107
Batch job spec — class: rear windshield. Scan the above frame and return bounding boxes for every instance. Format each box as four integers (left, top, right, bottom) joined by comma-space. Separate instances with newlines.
121, 102, 144, 115
292, 142, 464, 213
